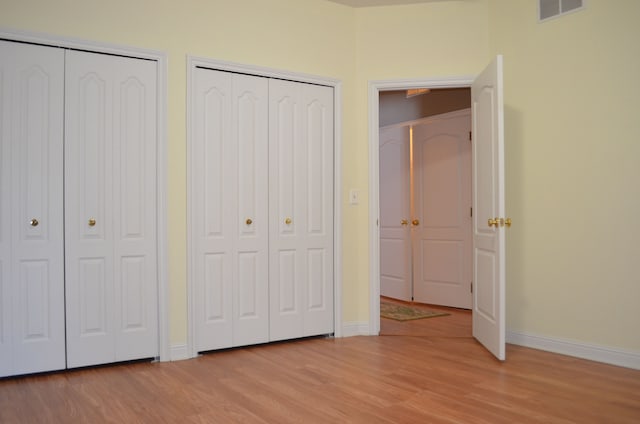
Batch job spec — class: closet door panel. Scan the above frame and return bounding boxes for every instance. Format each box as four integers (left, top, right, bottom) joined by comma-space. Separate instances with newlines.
232, 73, 269, 346
112, 56, 157, 361
65, 50, 114, 367
0, 41, 65, 376
193, 68, 234, 351
269, 80, 304, 341
269, 80, 334, 341
65, 50, 157, 368
301, 84, 334, 337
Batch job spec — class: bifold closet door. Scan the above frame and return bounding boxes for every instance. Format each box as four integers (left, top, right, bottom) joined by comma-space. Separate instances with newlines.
0, 41, 66, 377
193, 68, 269, 352
64, 50, 158, 368
268, 80, 334, 341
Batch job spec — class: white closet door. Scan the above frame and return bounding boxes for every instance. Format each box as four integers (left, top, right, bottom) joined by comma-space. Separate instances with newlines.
300, 83, 334, 336
231, 73, 269, 346
268, 80, 334, 340
193, 68, 269, 351
65, 50, 158, 368
0, 41, 65, 377
193, 68, 235, 351
268, 79, 304, 341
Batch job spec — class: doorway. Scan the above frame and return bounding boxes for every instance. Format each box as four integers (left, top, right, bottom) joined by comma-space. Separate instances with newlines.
369, 57, 507, 359
367, 76, 474, 336
378, 88, 473, 336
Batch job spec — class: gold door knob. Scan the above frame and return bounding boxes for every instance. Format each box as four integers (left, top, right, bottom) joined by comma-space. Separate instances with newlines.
401, 219, 408, 226
412, 219, 420, 226
488, 218, 499, 227
30, 218, 39, 227
246, 218, 253, 225
88, 218, 96, 227
504, 218, 512, 228
285, 217, 292, 225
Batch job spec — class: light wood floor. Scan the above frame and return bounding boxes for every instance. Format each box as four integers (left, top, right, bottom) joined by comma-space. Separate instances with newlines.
1, 302, 639, 423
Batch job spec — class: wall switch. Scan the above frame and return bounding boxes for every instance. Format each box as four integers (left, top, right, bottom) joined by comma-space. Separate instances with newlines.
349, 189, 359, 205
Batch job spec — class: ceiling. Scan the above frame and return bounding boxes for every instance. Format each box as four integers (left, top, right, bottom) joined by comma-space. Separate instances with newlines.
326, 0, 450, 7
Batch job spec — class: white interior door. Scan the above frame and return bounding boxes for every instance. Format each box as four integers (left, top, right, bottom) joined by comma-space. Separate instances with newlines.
193, 68, 269, 351
379, 126, 412, 301
412, 111, 472, 309
65, 50, 158, 368
0, 41, 65, 377
298, 82, 334, 337
232, 73, 269, 347
472, 55, 506, 360
268, 80, 334, 341
193, 68, 235, 351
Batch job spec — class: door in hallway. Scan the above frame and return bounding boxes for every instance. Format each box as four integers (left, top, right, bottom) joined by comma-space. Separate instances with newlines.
412, 111, 472, 309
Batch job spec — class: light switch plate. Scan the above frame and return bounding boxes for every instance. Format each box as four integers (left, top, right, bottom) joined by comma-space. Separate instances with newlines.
349, 189, 359, 205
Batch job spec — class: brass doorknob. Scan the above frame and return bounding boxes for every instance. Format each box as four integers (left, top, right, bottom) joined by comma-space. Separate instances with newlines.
88, 218, 96, 227
504, 218, 512, 228
285, 217, 292, 225
401, 219, 408, 226
488, 218, 499, 227
412, 219, 420, 226
30, 218, 39, 227
246, 218, 253, 225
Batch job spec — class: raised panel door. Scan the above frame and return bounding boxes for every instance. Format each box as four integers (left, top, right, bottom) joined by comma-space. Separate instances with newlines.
300, 83, 333, 337
268, 80, 334, 341
379, 126, 412, 302
232, 73, 269, 347
65, 50, 158, 368
0, 40, 65, 376
472, 56, 506, 361
268, 79, 304, 341
412, 111, 472, 309
193, 68, 234, 351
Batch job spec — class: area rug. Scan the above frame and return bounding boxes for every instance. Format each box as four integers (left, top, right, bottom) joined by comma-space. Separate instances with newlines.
380, 301, 449, 321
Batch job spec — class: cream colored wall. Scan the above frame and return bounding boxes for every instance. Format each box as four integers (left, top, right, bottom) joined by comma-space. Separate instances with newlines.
489, 0, 640, 350
0, 0, 357, 346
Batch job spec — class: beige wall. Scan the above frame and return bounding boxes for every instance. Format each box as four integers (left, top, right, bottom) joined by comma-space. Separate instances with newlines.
2, 0, 638, 354
489, 0, 640, 350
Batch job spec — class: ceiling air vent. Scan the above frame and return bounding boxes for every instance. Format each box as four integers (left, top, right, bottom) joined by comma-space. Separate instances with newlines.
539, 0, 585, 22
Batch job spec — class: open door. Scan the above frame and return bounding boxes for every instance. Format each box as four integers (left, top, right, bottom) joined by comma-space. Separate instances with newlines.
379, 126, 412, 301
471, 55, 507, 360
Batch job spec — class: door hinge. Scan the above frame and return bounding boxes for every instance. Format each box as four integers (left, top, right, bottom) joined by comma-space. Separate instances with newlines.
470, 282, 473, 293
469, 131, 472, 141
470, 207, 473, 217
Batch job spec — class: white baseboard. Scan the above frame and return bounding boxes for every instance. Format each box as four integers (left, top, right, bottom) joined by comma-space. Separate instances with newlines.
169, 344, 190, 361
341, 321, 372, 337
507, 331, 640, 370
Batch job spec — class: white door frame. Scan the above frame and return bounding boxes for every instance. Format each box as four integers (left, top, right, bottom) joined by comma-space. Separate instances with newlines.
0, 27, 170, 361
368, 76, 473, 335
186, 56, 343, 358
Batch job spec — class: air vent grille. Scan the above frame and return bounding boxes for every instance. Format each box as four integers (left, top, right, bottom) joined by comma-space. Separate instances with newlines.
539, 0, 584, 22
